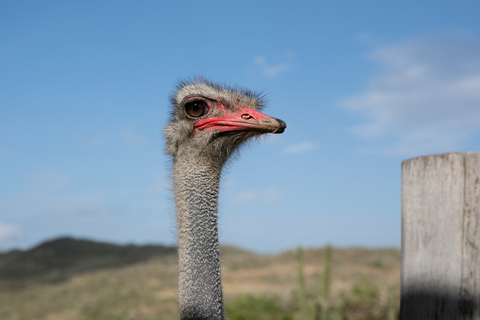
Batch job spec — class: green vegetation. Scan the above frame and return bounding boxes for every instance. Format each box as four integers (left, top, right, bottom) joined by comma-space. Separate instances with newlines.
226, 295, 294, 320
0, 238, 400, 319
227, 245, 399, 320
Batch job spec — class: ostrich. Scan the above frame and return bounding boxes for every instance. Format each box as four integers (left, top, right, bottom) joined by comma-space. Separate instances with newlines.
164, 78, 286, 320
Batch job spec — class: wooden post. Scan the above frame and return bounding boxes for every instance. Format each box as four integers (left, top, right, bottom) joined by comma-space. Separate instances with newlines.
462, 152, 480, 317
400, 152, 480, 319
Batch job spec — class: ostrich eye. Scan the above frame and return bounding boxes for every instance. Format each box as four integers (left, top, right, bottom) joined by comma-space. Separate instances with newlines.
184, 101, 209, 118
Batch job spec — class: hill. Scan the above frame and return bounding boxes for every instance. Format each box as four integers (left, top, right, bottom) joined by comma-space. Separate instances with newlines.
0, 237, 176, 285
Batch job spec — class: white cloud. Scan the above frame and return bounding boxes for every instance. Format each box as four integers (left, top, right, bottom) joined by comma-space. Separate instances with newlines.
83, 126, 147, 148
283, 142, 318, 154
1, 192, 117, 219
119, 128, 147, 147
33, 168, 71, 189
0, 192, 130, 250
222, 214, 400, 253
0, 222, 21, 243
84, 136, 105, 148
355, 32, 377, 45
0, 149, 10, 158
233, 189, 283, 206
341, 33, 480, 156
254, 55, 292, 78
0, 186, 170, 250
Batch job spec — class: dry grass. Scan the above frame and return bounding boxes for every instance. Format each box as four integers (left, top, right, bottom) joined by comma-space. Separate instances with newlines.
0, 246, 400, 320
222, 246, 400, 299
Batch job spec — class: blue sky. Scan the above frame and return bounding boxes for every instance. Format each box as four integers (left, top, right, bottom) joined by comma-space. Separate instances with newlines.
1, 1, 480, 253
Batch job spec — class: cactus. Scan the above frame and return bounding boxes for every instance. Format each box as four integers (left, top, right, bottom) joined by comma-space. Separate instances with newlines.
296, 246, 308, 320
321, 244, 332, 320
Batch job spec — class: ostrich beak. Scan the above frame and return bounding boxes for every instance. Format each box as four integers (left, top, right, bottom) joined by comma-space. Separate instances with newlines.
195, 106, 286, 134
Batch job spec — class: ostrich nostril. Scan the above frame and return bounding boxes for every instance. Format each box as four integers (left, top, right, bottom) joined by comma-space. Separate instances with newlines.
241, 113, 254, 120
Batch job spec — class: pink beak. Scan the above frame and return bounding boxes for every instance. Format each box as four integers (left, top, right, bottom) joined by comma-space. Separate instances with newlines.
194, 106, 286, 134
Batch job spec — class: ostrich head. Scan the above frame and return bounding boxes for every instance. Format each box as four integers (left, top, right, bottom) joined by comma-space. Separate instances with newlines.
165, 78, 286, 165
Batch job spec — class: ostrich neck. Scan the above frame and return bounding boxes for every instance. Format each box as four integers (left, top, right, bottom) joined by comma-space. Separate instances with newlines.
173, 156, 225, 320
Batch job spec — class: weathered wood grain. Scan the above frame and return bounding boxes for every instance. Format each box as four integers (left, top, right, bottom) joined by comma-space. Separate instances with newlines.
400, 152, 466, 319
462, 152, 480, 319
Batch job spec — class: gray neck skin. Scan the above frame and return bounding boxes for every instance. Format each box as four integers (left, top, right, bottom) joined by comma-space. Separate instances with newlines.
173, 156, 225, 320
